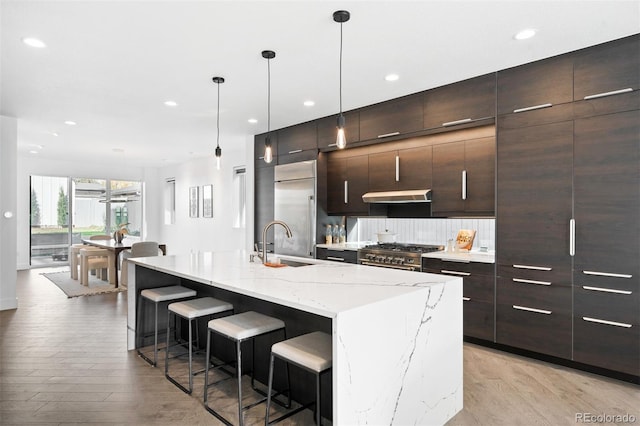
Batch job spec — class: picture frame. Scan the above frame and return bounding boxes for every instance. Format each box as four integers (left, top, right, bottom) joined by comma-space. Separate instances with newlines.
202, 184, 213, 218
189, 186, 199, 218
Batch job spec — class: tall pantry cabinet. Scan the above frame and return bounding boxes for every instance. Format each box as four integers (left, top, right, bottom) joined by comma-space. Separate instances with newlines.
496, 34, 640, 376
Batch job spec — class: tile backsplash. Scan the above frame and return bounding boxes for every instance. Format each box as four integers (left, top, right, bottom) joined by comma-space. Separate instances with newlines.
350, 217, 495, 250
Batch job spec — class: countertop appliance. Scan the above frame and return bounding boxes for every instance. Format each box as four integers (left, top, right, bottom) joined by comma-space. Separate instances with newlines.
357, 243, 444, 271
274, 160, 316, 258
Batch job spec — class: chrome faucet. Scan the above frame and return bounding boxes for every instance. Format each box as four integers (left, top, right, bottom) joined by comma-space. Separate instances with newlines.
261, 220, 293, 265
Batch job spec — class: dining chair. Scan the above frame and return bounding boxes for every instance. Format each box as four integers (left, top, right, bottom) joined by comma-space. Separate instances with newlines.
79, 248, 115, 286
120, 241, 160, 288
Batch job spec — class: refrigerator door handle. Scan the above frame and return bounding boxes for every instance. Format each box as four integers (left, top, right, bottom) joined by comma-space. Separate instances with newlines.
307, 195, 314, 256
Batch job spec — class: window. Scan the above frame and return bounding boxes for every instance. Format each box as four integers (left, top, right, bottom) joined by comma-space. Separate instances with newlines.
232, 167, 246, 228
164, 178, 175, 225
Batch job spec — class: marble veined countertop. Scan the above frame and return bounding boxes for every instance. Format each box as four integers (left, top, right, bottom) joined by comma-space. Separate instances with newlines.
422, 249, 496, 263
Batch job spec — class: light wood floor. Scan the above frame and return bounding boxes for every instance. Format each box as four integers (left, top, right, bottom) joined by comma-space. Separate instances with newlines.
1, 268, 638, 425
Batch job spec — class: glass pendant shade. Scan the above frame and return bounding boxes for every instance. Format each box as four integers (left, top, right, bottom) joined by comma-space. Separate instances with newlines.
264, 136, 273, 164
336, 113, 346, 149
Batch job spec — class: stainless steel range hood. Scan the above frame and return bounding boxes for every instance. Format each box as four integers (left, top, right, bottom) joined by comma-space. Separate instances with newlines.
362, 189, 432, 203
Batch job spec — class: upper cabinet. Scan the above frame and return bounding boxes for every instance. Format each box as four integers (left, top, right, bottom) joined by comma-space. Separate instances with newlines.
424, 73, 496, 130
359, 93, 423, 141
368, 146, 432, 192
317, 111, 360, 150
277, 121, 318, 164
327, 154, 369, 216
497, 55, 574, 118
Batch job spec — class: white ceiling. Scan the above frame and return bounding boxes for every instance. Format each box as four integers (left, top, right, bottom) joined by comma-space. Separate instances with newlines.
2, 1, 639, 168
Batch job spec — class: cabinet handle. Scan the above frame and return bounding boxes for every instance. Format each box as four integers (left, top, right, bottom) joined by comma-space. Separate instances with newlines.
582, 316, 632, 328
461, 170, 467, 200
395, 155, 400, 182
513, 278, 551, 286
513, 103, 553, 113
584, 87, 633, 100
378, 131, 400, 139
513, 264, 552, 271
441, 270, 471, 276
288, 149, 303, 154
513, 305, 552, 315
327, 256, 345, 262
328, 143, 337, 147
569, 219, 575, 256
582, 285, 632, 295
443, 118, 473, 127
258, 156, 265, 160
583, 270, 632, 279
344, 180, 348, 204
462, 297, 471, 301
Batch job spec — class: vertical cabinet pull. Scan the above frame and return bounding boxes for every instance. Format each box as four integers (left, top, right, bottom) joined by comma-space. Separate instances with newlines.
462, 297, 471, 301
344, 180, 348, 204
461, 170, 467, 200
569, 219, 575, 256
395, 155, 400, 182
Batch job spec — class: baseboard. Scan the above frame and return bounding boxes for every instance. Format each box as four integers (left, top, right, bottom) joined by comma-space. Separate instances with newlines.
0, 297, 18, 311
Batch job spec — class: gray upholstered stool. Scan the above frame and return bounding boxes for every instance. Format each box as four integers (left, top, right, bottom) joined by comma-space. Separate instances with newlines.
204, 311, 287, 426
165, 297, 233, 394
137, 285, 197, 366
265, 331, 332, 425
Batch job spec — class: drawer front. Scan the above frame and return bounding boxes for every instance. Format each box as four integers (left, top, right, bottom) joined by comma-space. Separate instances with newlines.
497, 276, 571, 313
574, 269, 638, 296
498, 265, 571, 290
575, 286, 639, 327
574, 317, 640, 376
463, 299, 494, 341
317, 248, 357, 264
423, 259, 494, 276
463, 273, 495, 302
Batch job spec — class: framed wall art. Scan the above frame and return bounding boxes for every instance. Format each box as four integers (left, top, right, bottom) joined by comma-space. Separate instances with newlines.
202, 184, 213, 218
189, 186, 199, 218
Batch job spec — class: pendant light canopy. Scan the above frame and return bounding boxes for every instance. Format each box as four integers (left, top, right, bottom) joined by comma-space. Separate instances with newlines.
262, 50, 276, 164
212, 76, 224, 170
334, 10, 350, 149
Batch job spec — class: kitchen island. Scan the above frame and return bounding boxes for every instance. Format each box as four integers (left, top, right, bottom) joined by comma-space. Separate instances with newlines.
127, 250, 463, 425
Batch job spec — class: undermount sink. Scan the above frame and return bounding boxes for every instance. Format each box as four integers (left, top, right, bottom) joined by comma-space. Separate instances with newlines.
276, 258, 314, 267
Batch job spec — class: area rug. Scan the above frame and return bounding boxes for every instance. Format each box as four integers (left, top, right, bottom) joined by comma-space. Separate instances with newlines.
42, 270, 125, 298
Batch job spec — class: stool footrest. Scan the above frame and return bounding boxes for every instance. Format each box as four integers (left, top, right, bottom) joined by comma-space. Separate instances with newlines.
267, 401, 315, 425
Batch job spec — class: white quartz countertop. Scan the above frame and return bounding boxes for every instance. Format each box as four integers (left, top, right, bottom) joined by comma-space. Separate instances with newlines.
130, 250, 457, 318
422, 249, 495, 263
316, 242, 370, 251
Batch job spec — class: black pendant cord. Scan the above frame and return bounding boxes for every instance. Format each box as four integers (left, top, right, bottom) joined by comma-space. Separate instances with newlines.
339, 20, 343, 115
216, 82, 220, 149
267, 56, 271, 133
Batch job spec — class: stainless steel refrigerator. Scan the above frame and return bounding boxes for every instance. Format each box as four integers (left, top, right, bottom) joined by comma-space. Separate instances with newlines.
274, 160, 316, 258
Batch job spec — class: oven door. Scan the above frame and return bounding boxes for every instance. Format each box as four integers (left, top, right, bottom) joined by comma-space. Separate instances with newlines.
358, 260, 420, 272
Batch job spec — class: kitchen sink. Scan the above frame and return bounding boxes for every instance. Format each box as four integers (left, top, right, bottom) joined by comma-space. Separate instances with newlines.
277, 259, 315, 267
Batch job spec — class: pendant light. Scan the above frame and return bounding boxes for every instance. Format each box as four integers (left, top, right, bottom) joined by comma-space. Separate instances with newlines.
334, 10, 350, 149
262, 50, 276, 163
212, 76, 224, 170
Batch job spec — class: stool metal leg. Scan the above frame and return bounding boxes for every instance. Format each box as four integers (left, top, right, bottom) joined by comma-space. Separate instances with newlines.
265, 353, 275, 425
237, 340, 244, 426
316, 372, 321, 425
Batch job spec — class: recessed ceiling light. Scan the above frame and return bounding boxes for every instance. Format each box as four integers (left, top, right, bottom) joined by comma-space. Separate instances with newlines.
385, 74, 399, 82
64, 120, 76, 126
164, 100, 178, 107
303, 100, 315, 107
248, 118, 258, 124
29, 150, 39, 154
22, 37, 46, 48
51, 132, 59, 137
514, 29, 536, 40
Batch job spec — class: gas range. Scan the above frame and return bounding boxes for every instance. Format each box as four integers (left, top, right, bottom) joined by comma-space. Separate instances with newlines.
357, 243, 444, 271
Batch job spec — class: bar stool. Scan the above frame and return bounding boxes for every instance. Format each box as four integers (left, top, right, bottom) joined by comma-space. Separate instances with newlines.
165, 297, 233, 394
265, 331, 332, 425
137, 285, 197, 366
204, 311, 287, 426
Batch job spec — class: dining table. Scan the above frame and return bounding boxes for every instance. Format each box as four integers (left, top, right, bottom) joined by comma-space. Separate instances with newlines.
81, 237, 167, 288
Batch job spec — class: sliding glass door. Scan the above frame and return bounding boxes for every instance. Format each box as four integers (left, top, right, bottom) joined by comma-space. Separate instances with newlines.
30, 176, 71, 266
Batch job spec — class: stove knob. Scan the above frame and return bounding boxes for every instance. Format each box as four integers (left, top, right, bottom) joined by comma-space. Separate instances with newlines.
406, 258, 414, 264
395, 257, 404, 265
376, 255, 385, 263
385, 257, 392, 264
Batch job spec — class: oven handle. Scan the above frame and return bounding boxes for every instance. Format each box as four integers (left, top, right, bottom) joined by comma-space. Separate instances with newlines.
359, 261, 418, 271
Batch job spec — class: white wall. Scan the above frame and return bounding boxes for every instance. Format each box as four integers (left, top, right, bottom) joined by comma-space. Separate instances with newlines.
1, 116, 18, 310
155, 135, 253, 255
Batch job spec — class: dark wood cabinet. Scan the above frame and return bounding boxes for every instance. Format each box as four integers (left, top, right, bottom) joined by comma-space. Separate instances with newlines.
359, 94, 423, 141
368, 146, 432, 192
423, 259, 495, 340
316, 247, 357, 264
572, 110, 640, 376
254, 133, 278, 167
424, 73, 496, 130
317, 111, 360, 150
432, 136, 495, 216
327, 155, 369, 215
277, 122, 317, 164
254, 166, 274, 251
497, 55, 574, 116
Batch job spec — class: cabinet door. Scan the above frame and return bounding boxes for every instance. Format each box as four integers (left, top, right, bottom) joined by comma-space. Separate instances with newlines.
574, 35, 640, 102
497, 55, 574, 116
345, 156, 369, 214
277, 121, 317, 154
254, 166, 275, 250
317, 111, 360, 150
359, 94, 423, 141
398, 146, 432, 190
464, 137, 495, 213
368, 151, 397, 192
496, 121, 573, 269
432, 141, 465, 215
424, 73, 496, 129
254, 133, 278, 167
327, 157, 347, 214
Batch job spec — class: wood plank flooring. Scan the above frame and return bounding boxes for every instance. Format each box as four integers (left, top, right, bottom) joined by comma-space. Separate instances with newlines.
1, 268, 638, 425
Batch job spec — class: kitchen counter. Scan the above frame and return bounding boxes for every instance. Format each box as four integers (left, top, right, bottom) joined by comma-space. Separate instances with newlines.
315, 241, 370, 251
127, 250, 462, 425
423, 249, 495, 264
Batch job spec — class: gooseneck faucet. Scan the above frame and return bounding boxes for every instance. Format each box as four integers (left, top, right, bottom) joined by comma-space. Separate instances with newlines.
262, 220, 293, 265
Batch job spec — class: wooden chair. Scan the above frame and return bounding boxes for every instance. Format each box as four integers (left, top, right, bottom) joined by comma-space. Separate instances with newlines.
79, 248, 115, 286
